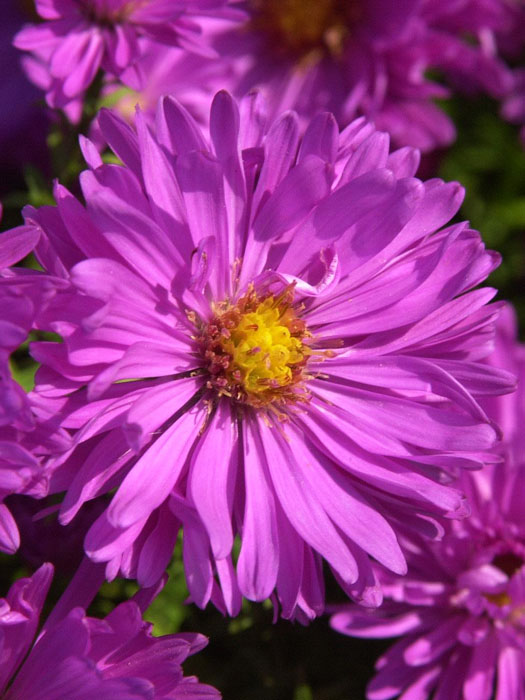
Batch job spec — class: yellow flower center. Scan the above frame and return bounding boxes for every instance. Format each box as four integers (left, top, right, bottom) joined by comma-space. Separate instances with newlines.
250, 0, 361, 59
199, 286, 310, 409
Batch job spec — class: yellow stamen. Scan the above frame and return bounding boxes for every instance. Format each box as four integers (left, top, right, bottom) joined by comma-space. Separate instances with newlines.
199, 285, 311, 408
227, 298, 305, 395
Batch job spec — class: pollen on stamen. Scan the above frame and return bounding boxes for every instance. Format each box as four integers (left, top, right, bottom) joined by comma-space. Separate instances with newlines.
195, 285, 314, 410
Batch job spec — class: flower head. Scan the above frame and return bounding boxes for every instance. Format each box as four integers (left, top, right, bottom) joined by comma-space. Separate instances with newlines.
0, 563, 219, 699
19, 92, 513, 620
13, 0, 234, 117
331, 306, 525, 699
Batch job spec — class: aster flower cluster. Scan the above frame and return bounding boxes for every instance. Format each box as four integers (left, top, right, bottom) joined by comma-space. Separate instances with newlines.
13, 0, 525, 149
1, 0, 525, 697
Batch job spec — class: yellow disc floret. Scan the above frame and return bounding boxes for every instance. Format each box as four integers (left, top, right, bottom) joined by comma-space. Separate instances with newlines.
198, 285, 311, 409
228, 298, 305, 395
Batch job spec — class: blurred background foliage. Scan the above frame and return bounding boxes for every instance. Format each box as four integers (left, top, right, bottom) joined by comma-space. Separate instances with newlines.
2, 91, 525, 699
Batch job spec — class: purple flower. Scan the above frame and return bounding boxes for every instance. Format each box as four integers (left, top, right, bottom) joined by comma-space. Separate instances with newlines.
13, 0, 236, 117
0, 215, 72, 555
126, 0, 515, 151
331, 306, 525, 700
0, 563, 219, 699
0, 218, 46, 554
20, 92, 513, 620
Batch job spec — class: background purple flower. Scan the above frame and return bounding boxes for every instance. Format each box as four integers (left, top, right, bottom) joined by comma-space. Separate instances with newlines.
14, 0, 238, 117
0, 218, 46, 554
123, 0, 516, 151
331, 306, 525, 700
0, 215, 73, 555
16, 92, 513, 621
0, 563, 219, 699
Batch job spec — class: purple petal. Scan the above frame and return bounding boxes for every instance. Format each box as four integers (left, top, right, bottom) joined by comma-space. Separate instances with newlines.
0, 226, 40, 268
189, 400, 237, 559
108, 402, 206, 528
237, 417, 280, 601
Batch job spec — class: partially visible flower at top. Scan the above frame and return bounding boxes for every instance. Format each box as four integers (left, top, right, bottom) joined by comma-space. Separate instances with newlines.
124, 0, 516, 151
0, 563, 220, 699
18, 92, 513, 621
331, 305, 525, 700
13, 0, 240, 119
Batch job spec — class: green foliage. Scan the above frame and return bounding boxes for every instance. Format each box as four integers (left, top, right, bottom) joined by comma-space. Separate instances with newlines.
9, 357, 36, 392
294, 685, 314, 700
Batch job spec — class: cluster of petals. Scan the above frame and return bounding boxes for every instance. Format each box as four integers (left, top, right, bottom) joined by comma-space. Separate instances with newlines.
13, 91, 514, 621
0, 563, 219, 699
0, 215, 58, 555
13, 0, 238, 119
117, 0, 517, 152
331, 308, 525, 700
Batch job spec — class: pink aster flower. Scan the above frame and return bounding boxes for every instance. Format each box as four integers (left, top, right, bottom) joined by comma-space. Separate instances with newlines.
13, 0, 237, 117
19, 92, 513, 621
0, 563, 219, 699
331, 306, 525, 700
123, 0, 515, 151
